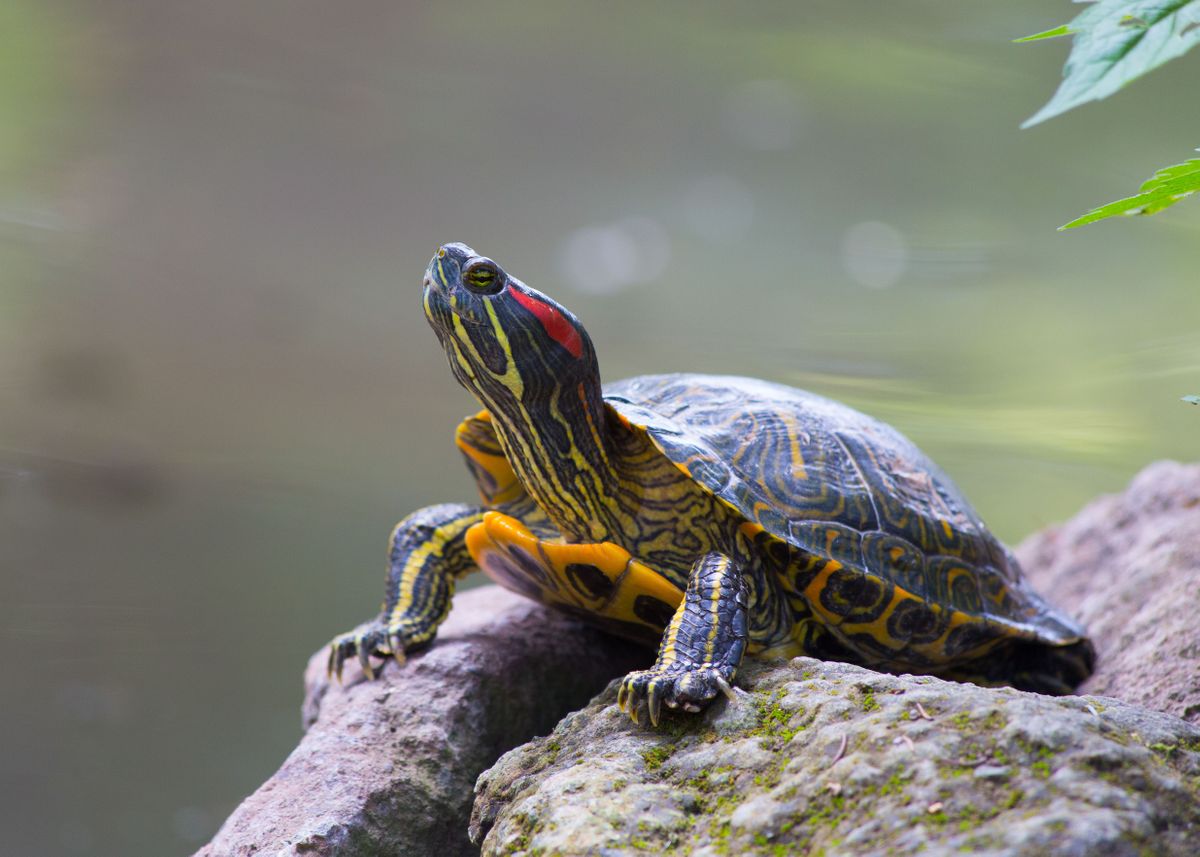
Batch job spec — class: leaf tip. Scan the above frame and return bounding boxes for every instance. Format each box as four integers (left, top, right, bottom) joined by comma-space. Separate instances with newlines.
1057, 214, 1092, 231
1014, 24, 1073, 44
1019, 111, 1049, 130
1020, 96, 1071, 129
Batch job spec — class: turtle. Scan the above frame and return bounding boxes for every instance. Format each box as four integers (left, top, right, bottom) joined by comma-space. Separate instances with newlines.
328, 242, 1095, 726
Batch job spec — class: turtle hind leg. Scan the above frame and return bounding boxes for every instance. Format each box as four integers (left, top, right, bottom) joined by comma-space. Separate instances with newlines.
951, 637, 1097, 695
618, 552, 749, 727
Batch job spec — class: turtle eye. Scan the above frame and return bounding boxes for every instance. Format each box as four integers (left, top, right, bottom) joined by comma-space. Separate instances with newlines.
462, 259, 504, 295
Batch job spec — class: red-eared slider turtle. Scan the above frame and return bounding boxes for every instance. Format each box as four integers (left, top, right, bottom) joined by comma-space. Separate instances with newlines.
329, 242, 1094, 725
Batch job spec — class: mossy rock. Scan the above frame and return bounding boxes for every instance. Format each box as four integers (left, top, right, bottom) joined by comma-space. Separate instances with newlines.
471, 657, 1200, 856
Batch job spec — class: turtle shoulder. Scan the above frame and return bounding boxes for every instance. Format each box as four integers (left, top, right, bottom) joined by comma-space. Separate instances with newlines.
603, 373, 1083, 644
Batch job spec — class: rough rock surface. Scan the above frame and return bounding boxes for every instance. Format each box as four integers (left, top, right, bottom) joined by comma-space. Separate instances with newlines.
472, 658, 1200, 856
201, 460, 1200, 856
197, 586, 645, 857
1018, 460, 1200, 723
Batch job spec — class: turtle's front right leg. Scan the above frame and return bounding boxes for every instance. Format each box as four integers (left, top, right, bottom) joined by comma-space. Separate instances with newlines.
617, 552, 749, 726
328, 502, 486, 680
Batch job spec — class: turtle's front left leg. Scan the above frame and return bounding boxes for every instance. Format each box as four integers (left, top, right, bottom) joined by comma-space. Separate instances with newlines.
618, 552, 749, 726
328, 502, 485, 680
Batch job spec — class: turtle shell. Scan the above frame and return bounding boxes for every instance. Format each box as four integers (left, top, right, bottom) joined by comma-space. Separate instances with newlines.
603, 373, 1084, 649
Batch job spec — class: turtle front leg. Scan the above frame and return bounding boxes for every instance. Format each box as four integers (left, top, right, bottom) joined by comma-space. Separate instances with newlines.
328, 502, 485, 681
618, 552, 748, 727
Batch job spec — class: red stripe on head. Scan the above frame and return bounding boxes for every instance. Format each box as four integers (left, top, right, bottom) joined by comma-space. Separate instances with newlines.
511, 288, 583, 359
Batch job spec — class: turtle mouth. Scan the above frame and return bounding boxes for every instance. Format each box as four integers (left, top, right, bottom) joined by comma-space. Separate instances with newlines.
421, 276, 488, 332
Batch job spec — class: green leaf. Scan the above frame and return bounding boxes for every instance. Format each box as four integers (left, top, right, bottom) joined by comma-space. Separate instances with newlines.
1060, 154, 1200, 228
1014, 24, 1074, 43
1184, 395, 1200, 405
1022, 0, 1200, 128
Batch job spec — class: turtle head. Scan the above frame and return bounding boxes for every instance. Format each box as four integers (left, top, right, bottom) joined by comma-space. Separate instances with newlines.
422, 242, 599, 409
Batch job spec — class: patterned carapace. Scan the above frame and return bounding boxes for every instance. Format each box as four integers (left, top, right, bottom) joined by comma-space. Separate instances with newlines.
328, 242, 1095, 726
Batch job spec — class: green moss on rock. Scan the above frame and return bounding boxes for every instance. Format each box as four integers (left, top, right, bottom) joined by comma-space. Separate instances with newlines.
471, 658, 1200, 856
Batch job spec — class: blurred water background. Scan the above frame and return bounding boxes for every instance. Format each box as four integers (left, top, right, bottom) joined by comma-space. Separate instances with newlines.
1, 2, 1197, 854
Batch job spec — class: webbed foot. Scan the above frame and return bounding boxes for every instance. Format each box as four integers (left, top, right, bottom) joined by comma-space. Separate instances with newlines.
617, 664, 737, 727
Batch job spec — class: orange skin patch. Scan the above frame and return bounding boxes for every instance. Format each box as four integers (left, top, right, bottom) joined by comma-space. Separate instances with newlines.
466, 511, 683, 639
455, 411, 525, 505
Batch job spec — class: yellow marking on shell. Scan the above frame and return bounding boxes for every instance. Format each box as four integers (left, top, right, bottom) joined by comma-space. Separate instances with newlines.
916, 618, 1004, 671
836, 585, 920, 653
801, 560, 846, 626
455, 412, 524, 505
905, 608, 973, 660
739, 521, 766, 538
788, 422, 808, 481
466, 511, 683, 630
841, 576, 1011, 665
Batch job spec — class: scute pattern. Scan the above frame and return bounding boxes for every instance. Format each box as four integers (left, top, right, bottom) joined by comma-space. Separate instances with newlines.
605, 374, 1085, 652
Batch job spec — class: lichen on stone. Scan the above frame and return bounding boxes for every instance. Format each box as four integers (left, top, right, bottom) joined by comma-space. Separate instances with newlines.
471, 657, 1200, 856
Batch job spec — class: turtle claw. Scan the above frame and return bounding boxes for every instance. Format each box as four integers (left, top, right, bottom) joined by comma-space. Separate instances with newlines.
327, 631, 358, 682
388, 632, 407, 667
618, 666, 733, 728
646, 681, 663, 727
358, 640, 376, 680
327, 620, 413, 683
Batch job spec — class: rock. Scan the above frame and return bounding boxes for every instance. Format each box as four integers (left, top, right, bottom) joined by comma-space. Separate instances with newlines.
471, 657, 1200, 856
196, 586, 645, 857
1018, 460, 1200, 723
203, 460, 1200, 855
